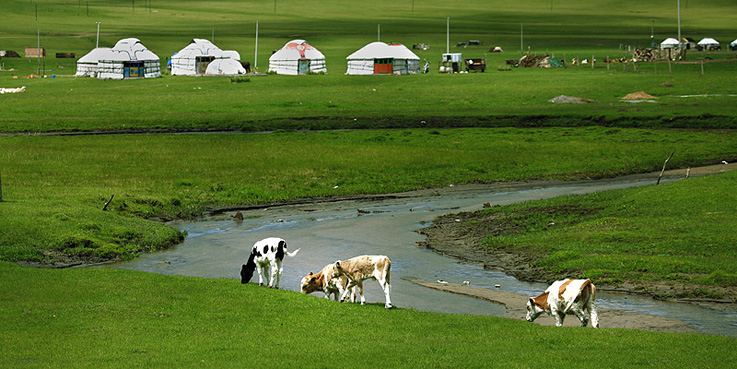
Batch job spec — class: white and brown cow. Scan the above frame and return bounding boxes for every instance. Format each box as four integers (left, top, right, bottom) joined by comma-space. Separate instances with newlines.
526, 278, 599, 328
334, 255, 392, 309
240, 237, 300, 289
300, 263, 356, 302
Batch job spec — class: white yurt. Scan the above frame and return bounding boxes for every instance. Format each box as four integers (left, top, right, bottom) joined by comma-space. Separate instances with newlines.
346, 42, 420, 75
205, 58, 246, 75
171, 39, 241, 75
75, 47, 111, 77
660, 38, 680, 49
697, 37, 721, 50
268, 39, 327, 75
96, 38, 161, 79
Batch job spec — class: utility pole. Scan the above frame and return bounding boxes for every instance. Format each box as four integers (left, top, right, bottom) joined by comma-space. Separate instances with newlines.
677, 0, 682, 50
446, 17, 449, 54
96, 22, 101, 48
520, 23, 524, 54
254, 21, 259, 72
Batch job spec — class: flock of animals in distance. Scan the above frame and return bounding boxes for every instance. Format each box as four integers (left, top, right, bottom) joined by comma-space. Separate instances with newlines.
240, 237, 598, 328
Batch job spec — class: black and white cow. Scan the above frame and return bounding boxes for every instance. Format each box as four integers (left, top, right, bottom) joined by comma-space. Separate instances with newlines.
240, 237, 300, 289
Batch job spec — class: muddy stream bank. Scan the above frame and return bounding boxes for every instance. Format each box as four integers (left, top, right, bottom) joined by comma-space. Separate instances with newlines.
101, 165, 737, 337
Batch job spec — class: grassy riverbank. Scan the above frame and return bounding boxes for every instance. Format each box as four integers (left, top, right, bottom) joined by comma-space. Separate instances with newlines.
1, 261, 734, 368
2, 128, 734, 264
461, 169, 737, 300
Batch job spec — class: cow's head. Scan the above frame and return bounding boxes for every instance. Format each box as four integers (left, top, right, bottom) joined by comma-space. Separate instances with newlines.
300, 272, 320, 294
240, 253, 257, 284
526, 297, 546, 322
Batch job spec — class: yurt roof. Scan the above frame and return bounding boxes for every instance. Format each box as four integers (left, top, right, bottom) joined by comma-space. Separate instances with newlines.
660, 37, 680, 45
697, 37, 720, 45
346, 42, 419, 60
99, 38, 159, 61
77, 47, 111, 63
269, 39, 325, 61
173, 39, 239, 60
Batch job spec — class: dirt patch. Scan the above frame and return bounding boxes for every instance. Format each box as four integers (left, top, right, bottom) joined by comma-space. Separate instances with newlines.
405, 278, 699, 333
622, 91, 658, 100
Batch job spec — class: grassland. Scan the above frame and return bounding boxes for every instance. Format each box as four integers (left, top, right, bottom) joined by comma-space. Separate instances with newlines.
2, 128, 734, 264
1, 261, 735, 368
1, 0, 737, 132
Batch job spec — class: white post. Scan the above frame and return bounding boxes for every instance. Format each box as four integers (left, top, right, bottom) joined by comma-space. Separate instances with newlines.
96, 22, 101, 48
520, 23, 524, 54
677, 0, 682, 50
446, 17, 449, 54
254, 21, 259, 72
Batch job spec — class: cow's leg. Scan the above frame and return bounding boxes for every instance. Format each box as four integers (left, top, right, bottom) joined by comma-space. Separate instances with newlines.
256, 265, 265, 286
380, 280, 392, 309
571, 306, 589, 327
272, 260, 283, 289
588, 300, 600, 328
340, 282, 356, 303
552, 310, 566, 327
356, 282, 366, 305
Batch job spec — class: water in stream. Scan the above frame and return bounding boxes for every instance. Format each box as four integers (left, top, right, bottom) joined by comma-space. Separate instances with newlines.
103, 178, 737, 337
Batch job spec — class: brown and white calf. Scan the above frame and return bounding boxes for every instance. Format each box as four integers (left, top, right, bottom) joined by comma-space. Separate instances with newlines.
526, 278, 599, 328
300, 263, 356, 302
334, 255, 392, 309
240, 237, 300, 289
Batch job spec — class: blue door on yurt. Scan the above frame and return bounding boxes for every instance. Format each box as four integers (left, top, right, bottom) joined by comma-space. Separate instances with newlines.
298, 59, 309, 75
124, 61, 144, 78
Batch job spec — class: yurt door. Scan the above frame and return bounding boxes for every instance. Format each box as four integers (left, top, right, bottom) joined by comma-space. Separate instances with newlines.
123, 61, 144, 78
298, 59, 310, 75
374, 58, 393, 74
196, 56, 214, 75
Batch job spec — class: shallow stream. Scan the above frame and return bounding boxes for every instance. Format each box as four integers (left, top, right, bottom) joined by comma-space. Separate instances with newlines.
103, 177, 737, 337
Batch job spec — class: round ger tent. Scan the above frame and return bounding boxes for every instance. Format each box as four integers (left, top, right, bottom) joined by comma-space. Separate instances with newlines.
697, 37, 721, 51
171, 39, 241, 75
346, 42, 420, 75
660, 38, 680, 49
268, 39, 327, 75
205, 58, 246, 75
75, 47, 111, 77
96, 38, 161, 79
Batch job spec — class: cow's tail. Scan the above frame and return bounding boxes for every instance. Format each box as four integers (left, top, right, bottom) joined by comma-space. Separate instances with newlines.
287, 248, 300, 257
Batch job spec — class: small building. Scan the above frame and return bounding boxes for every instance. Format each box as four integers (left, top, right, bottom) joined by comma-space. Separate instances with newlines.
680, 37, 697, 50
171, 39, 241, 76
75, 47, 111, 77
660, 38, 680, 49
268, 39, 327, 75
25, 47, 45, 58
94, 38, 161, 80
204, 58, 246, 75
440, 53, 462, 73
346, 42, 420, 75
697, 38, 721, 51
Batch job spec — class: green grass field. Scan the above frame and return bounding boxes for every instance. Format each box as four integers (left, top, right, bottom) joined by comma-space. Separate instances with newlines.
1, 261, 735, 368
1, 0, 737, 132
